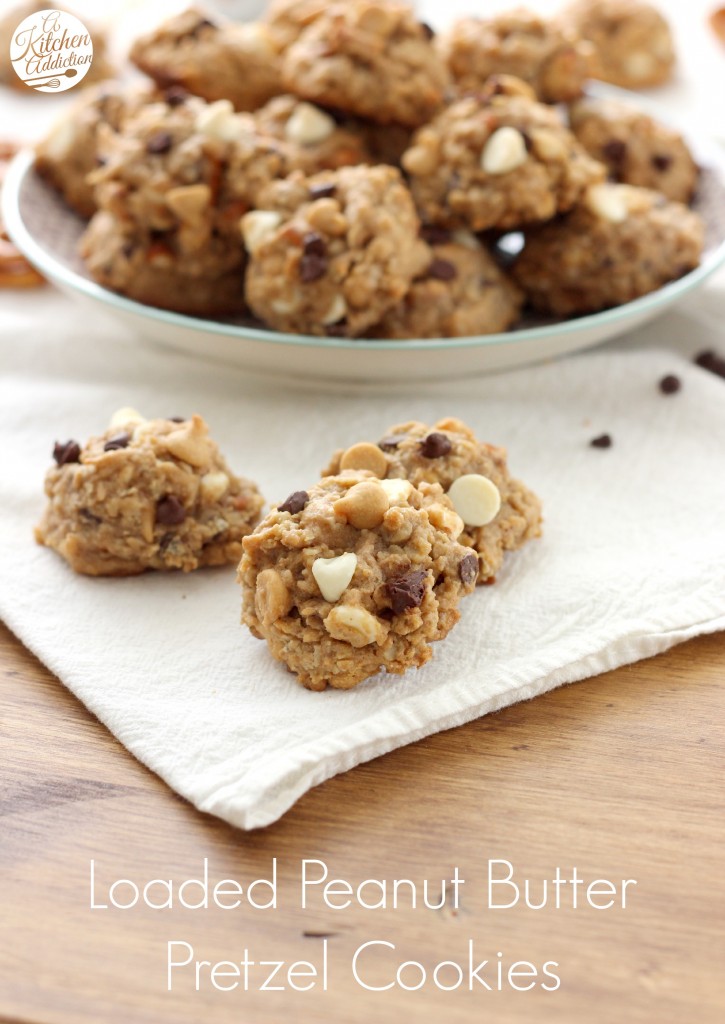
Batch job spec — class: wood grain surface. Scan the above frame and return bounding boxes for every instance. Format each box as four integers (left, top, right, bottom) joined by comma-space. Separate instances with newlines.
1, 621, 724, 1024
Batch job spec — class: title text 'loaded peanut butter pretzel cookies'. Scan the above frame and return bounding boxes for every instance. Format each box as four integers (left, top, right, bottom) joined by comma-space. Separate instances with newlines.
512, 183, 704, 316
36, 411, 263, 576
323, 419, 542, 585
239, 471, 478, 690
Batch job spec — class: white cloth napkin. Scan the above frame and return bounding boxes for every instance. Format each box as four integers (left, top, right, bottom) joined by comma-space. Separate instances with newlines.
2, 287, 725, 828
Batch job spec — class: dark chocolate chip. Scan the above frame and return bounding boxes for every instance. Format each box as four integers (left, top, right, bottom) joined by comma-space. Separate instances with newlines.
694, 349, 725, 378
79, 507, 101, 524
278, 490, 309, 515
378, 434, 407, 452
659, 374, 681, 395
520, 128, 533, 153
53, 440, 81, 466
189, 17, 216, 37
156, 495, 186, 526
420, 21, 435, 39
459, 553, 479, 586
168, 416, 186, 423
651, 154, 672, 172
590, 434, 612, 449
602, 138, 627, 164
420, 224, 452, 245
303, 231, 327, 257
164, 85, 188, 107
387, 570, 428, 615
427, 258, 457, 281
309, 183, 336, 200
325, 321, 348, 337
146, 131, 173, 155
299, 252, 327, 282
103, 431, 131, 452
419, 432, 452, 458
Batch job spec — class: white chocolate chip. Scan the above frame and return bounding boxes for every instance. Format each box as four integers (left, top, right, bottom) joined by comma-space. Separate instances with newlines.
109, 407, 145, 429
195, 99, 244, 141
200, 471, 229, 503
447, 474, 501, 527
481, 126, 528, 175
322, 294, 347, 326
585, 183, 628, 223
380, 478, 413, 505
241, 210, 282, 253
324, 605, 380, 647
285, 102, 336, 146
312, 552, 357, 602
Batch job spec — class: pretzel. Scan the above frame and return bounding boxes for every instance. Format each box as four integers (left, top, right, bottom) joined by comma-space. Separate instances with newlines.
0, 141, 45, 288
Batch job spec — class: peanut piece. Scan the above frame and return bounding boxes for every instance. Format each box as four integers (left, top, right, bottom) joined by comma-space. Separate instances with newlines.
163, 414, 211, 468
324, 605, 380, 647
255, 568, 292, 628
200, 471, 229, 503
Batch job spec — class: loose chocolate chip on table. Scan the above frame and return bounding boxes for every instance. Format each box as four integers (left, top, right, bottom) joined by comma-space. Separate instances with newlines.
694, 349, 725, 378
156, 495, 186, 526
659, 374, 681, 395
146, 131, 173, 155
309, 183, 336, 200
378, 434, 407, 452
387, 570, 428, 615
419, 432, 452, 458
420, 225, 452, 245
602, 138, 627, 164
651, 154, 672, 171
302, 232, 327, 257
53, 440, 81, 466
168, 416, 186, 423
427, 258, 457, 281
103, 431, 131, 451
459, 553, 479, 586
299, 252, 327, 282
278, 490, 309, 515
590, 434, 613, 449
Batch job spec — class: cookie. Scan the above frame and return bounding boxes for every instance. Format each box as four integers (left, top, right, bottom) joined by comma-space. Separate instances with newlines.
242, 165, 429, 336
569, 96, 698, 204
81, 93, 292, 314
513, 183, 704, 315
265, 0, 327, 49
254, 95, 371, 173
369, 232, 523, 339
281, 1, 449, 127
36, 410, 264, 576
130, 7, 284, 112
1, 142, 45, 289
437, 9, 597, 103
323, 419, 542, 583
564, 0, 675, 89
402, 89, 605, 231
239, 470, 477, 690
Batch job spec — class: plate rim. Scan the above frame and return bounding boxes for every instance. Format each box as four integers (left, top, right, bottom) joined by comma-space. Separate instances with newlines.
4, 88, 725, 356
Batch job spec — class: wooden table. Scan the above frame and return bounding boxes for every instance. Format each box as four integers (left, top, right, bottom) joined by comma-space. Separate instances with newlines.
1, 621, 723, 1024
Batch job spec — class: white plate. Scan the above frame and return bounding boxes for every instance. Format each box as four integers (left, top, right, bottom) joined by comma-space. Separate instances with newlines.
4, 87, 725, 383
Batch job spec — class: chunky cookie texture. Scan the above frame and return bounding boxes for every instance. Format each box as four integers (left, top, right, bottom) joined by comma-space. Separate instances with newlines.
130, 7, 284, 112
513, 183, 704, 315
402, 88, 605, 231
254, 95, 372, 174
564, 0, 675, 89
239, 470, 477, 690
323, 419, 542, 583
437, 9, 597, 103
242, 165, 429, 336
369, 232, 523, 339
569, 97, 698, 204
81, 93, 292, 314
36, 411, 264, 576
265, 0, 328, 49
281, 1, 449, 127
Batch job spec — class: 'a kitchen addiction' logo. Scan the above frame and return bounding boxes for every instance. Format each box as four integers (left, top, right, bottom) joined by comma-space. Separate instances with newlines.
9, 8, 93, 92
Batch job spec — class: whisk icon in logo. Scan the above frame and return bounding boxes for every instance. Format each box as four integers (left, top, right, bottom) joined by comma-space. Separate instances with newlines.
9, 8, 93, 92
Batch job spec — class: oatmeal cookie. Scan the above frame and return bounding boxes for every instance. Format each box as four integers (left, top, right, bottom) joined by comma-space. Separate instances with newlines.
564, 0, 675, 89
36, 410, 264, 576
402, 90, 605, 231
265, 0, 328, 49
130, 7, 284, 112
437, 8, 597, 103
254, 95, 371, 173
281, 1, 449, 128
369, 231, 523, 339
239, 470, 477, 690
36, 83, 145, 219
81, 94, 292, 314
569, 96, 698, 203
513, 183, 704, 315
323, 420, 541, 584
242, 165, 429, 336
